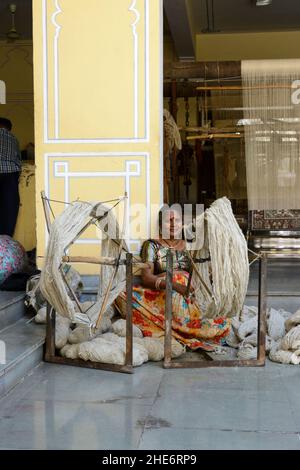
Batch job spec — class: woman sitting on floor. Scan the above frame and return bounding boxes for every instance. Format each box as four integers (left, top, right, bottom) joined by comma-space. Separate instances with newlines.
116, 206, 231, 352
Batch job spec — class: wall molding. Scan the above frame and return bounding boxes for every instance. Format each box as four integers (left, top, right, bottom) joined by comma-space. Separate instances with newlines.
43, 0, 150, 143
44, 152, 151, 251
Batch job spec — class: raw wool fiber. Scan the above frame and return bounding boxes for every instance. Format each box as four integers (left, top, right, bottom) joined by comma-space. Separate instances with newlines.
285, 310, 300, 332
188, 197, 249, 319
269, 348, 300, 365
60, 343, 80, 360
39, 201, 95, 325
163, 108, 182, 153
75, 335, 148, 367
68, 317, 112, 344
227, 305, 300, 365
280, 325, 300, 352
269, 311, 300, 365
60, 331, 185, 366
35, 305, 72, 349
134, 337, 185, 361
34, 305, 47, 324
39, 200, 128, 336
111, 319, 143, 338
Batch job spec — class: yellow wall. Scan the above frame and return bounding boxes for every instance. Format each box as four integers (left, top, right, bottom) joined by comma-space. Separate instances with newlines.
33, 0, 163, 273
196, 31, 300, 61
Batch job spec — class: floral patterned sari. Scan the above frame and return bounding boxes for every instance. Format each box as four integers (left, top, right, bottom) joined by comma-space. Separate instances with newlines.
116, 240, 230, 351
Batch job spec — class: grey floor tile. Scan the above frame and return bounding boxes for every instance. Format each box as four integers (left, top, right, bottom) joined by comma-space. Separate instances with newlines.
159, 363, 285, 393
139, 427, 300, 450
0, 398, 150, 449
0, 362, 163, 406
149, 390, 298, 433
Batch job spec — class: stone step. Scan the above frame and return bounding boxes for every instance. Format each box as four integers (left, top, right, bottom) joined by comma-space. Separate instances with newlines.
0, 291, 26, 331
0, 316, 45, 398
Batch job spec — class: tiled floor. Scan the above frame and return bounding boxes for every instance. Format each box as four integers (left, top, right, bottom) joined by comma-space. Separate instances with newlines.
0, 359, 299, 450
0, 259, 300, 450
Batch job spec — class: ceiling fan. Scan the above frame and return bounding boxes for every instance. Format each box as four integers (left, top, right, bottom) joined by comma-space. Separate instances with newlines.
0, 4, 21, 42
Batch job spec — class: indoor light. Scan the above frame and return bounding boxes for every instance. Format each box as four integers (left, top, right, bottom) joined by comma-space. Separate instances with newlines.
255, 0, 272, 6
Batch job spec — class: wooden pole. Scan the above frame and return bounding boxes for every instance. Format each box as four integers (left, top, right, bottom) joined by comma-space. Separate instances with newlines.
164, 250, 173, 368
61, 255, 148, 269
125, 253, 133, 368
95, 193, 128, 330
164, 61, 241, 80
187, 133, 242, 141
197, 84, 294, 91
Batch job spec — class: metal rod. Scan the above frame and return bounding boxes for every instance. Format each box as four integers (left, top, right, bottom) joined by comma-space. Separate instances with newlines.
164, 250, 173, 368
41, 190, 52, 233
125, 253, 133, 368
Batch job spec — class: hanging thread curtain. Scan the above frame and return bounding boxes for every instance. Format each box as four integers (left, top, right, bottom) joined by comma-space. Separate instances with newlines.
242, 59, 300, 210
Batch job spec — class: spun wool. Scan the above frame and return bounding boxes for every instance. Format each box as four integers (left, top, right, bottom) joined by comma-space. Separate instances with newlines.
188, 197, 249, 319
39, 201, 128, 333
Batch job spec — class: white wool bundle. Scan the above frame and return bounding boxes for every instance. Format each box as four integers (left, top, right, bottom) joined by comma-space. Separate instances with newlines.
240, 305, 258, 322
35, 306, 71, 348
134, 337, 184, 361
277, 308, 294, 321
237, 317, 258, 340
117, 337, 149, 364
225, 328, 240, 348
231, 317, 240, 336
78, 338, 125, 365
265, 336, 274, 353
237, 343, 257, 360
280, 325, 300, 352
55, 316, 72, 349
269, 348, 300, 365
60, 343, 80, 359
242, 332, 257, 347
285, 310, 300, 332
68, 317, 112, 344
111, 319, 143, 338
35, 306, 47, 324
77, 337, 148, 366
267, 308, 286, 341
189, 197, 249, 319
101, 332, 121, 342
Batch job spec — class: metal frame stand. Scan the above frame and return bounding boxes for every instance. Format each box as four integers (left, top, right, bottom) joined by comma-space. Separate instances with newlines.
164, 250, 267, 368
44, 253, 134, 374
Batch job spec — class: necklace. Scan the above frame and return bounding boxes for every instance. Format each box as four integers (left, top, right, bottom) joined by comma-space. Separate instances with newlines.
163, 239, 182, 250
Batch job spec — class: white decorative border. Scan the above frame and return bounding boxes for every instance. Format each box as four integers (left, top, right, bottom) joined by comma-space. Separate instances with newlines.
42, 0, 149, 143
0, 80, 6, 104
44, 152, 150, 252
159, 0, 163, 207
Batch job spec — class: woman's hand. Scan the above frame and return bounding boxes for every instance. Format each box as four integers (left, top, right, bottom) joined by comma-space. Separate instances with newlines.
173, 283, 194, 300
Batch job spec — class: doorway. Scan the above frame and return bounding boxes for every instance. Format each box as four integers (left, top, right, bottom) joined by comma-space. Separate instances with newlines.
0, 1, 36, 251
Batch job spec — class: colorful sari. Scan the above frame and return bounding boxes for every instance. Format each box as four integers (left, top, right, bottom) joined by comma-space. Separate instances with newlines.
116, 240, 231, 352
